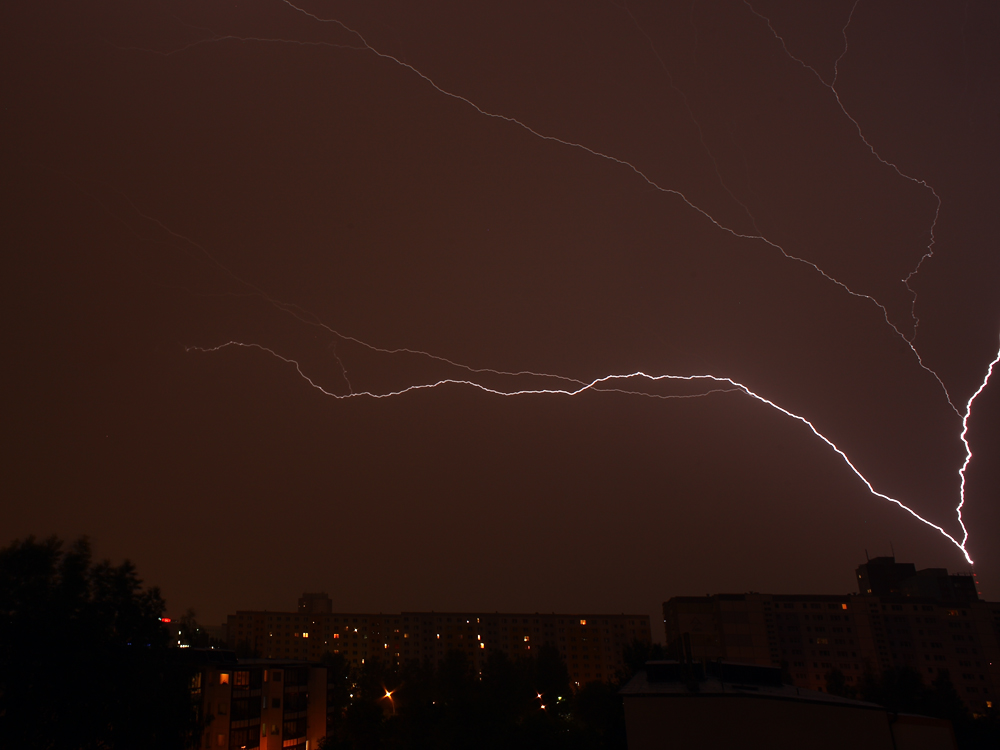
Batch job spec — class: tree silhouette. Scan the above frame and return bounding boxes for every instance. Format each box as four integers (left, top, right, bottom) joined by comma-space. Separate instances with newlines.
823, 668, 854, 699
318, 641, 645, 750
0, 536, 199, 749
177, 608, 226, 649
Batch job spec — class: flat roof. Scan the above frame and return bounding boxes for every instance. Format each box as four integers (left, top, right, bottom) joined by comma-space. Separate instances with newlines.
620, 664, 883, 711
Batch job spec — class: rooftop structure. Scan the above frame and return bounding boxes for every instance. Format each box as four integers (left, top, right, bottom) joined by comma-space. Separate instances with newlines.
620, 660, 957, 750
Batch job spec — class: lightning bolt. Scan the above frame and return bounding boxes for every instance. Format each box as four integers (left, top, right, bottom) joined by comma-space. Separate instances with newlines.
958, 345, 1000, 554
105, 0, 999, 565
267, 0, 960, 413
123, 1, 961, 411
92, 171, 994, 565
186, 334, 998, 565
743, 0, 944, 372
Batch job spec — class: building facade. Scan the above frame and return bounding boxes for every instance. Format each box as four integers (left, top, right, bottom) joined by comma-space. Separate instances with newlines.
225, 596, 651, 687
184, 651, 329, 750
662, 558, 999, 714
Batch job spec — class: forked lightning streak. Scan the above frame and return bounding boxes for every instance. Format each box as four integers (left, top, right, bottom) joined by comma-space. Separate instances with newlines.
119, 0, 998, 564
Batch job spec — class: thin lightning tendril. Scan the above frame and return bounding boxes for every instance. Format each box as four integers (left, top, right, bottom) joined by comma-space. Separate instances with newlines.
124, 2, 961, 412
111, 0, 999, 564
273, 0, 961, 413
743, 0, 951, 406
109, 36, 367, 56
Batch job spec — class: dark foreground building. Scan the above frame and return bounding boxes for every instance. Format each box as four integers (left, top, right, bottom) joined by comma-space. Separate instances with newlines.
662, 558, 999, 714
181, 650, 330, 750
621, 660, 957, 750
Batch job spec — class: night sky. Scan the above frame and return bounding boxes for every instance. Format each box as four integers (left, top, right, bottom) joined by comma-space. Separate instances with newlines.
3, 0, 999, 630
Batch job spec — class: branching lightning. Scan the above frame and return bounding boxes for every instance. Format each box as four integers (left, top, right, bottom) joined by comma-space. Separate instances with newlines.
185, 333, 996, 565
743, 0, 950, 404
112, 0, 998, 565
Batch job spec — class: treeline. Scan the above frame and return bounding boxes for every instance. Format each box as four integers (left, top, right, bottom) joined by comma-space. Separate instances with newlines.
318, 641, 664, 750
0, 535, 199, 749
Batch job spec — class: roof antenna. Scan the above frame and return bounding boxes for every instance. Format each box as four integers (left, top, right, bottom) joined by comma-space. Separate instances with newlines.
865, 549, 870, 561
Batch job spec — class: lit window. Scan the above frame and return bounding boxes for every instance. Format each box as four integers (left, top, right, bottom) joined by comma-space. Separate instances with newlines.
580, 620, 586, 625
303, 633, 309, 638
219, 673, 230, 685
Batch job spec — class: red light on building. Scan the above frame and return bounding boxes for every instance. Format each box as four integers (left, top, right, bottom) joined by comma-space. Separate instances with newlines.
160, 617, 172, 623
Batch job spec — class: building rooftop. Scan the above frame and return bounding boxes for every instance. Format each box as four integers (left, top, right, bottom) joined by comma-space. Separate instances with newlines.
620, 661, 884, 710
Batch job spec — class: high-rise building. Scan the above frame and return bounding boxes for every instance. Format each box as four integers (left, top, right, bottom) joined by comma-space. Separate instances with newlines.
225, 598, 651, 686
298, 593, 334, 614
857, 557, 979, 603
856, 557, 917, 597
663, 558, 998, 714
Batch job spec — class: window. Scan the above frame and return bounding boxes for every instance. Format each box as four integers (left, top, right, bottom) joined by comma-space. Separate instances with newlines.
219, 673, 230, 685
283, 717, 307, 740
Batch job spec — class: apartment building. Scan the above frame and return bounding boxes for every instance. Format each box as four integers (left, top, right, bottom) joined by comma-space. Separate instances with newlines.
662, 558, 998, 714
185, 651, 328, 750
225, 596, 651, 686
